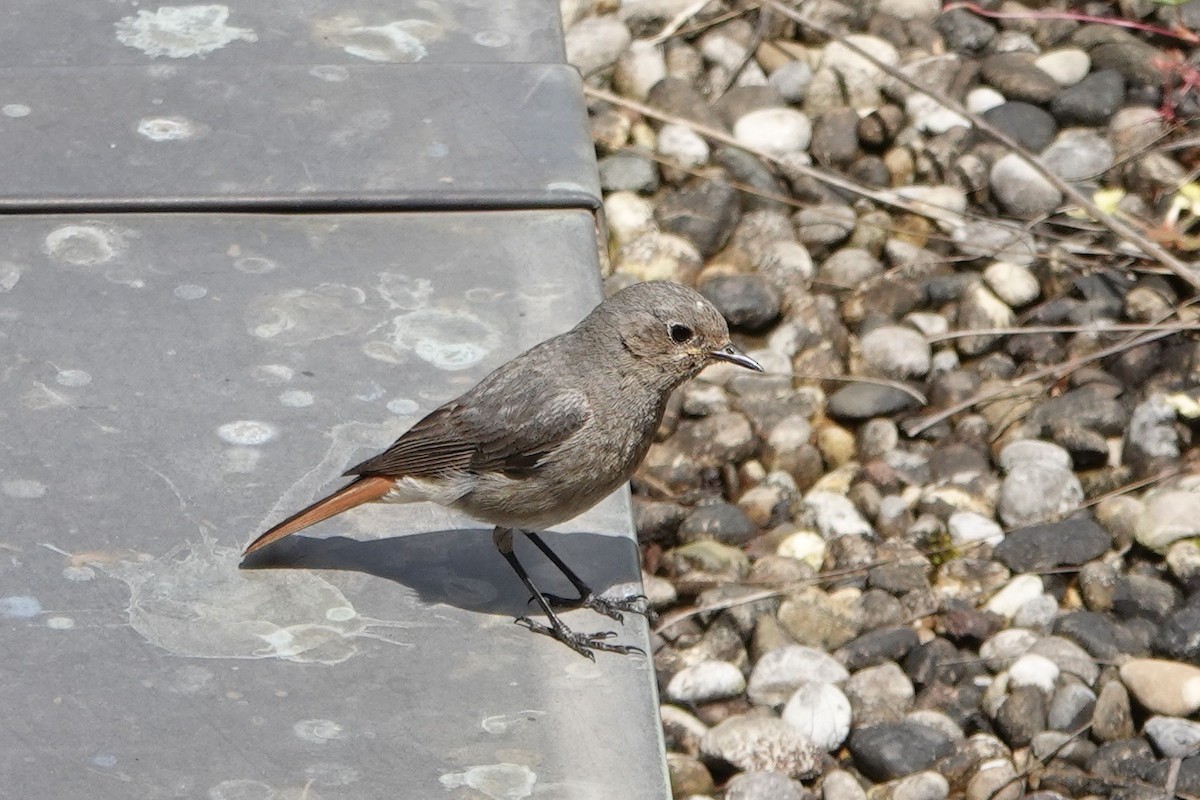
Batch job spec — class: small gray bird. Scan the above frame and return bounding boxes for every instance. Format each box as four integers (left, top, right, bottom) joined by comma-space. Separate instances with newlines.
243, 280, 762, 658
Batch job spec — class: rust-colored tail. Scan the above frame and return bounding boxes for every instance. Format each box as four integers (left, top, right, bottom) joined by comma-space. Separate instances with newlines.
243, 476, 393, 555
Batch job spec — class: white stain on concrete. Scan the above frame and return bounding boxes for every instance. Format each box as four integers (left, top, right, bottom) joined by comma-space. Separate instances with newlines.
474, 31, 511, 48
278, 389, 314, 408
46, 616, 75, 630
98, 540, 414, 664
313, 17, 440, 63
2, 104, 30, 118
207, 778, 274, 800
252, 364, 295, 384
309, 65, 349, 82
292, 719, 347, 743
174, 283, 208, 300
217, 420, 276, 445
55, 368, 92, 387
0, 596, 42, 618
44, 224, 124, 266
3, 479, 47, 499
375, 272, 433, 311
368, 307, 500, 371
232, 255, 277, 274
0, 261, 21, 292
115, 5, 258, 59
481, 710, 544, 734
439, 764, 537, 800
137, 115, 209, 141
386, 397, 419, 415
245, 285, 373, 344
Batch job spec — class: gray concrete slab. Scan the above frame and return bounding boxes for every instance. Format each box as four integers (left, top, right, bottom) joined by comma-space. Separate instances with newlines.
5, 1, 564, 66
0, 210, 670, 800
0, 64, 599, 211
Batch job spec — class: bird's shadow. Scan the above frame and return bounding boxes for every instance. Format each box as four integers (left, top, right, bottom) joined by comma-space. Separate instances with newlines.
239, 527, 642, 619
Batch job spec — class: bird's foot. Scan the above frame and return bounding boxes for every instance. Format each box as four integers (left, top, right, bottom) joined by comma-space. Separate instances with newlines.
515, 616, 645, 661
542, 591, 658, 624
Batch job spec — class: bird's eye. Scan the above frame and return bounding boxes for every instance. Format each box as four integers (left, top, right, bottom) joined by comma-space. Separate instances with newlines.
668, 323, 693, 344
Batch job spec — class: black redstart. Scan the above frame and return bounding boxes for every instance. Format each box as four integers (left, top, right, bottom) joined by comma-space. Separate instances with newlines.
243, 280, 763, 658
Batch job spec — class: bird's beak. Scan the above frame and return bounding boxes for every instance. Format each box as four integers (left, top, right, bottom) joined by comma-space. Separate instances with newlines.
710, 343, 763, 372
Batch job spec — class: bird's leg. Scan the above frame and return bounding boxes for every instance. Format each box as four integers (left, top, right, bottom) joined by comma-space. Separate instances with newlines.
521, 530, 656, 624
492, 528, 643, 660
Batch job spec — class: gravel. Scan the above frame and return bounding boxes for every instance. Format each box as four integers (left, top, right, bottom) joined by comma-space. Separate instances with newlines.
566, 2, 1200, 797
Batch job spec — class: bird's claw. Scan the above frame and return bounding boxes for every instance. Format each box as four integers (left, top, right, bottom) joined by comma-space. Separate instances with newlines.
541, 592, 658, 624
515, 616, 645, 660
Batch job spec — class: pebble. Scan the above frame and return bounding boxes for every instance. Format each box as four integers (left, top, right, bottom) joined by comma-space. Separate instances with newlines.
733, 108, 812, 157
1040, 129, 1115, 183
616, 230, 702, 283
656, 123, 710, 169
818, 247, 883, 286
997, 461, 1084, 529
598, 150, 659, 193
847, 721, 956, 782
992, 518, 1111, 572
1143, 715, 1200, 758
1119, 658, 1200, 717
768, 60, 814, 104
984, 575, 1045, 619
948, 511, 1004, 547
966, 759, 1022, 800
803, 492, 873, 539
892, 771, 949, 800
990, 153, 1063, 216
823, 770, 868, 800
781, 681, 852, 751
700, 716, 822, 779
564, 15, 632, 75
859, 326, 931, 379
1091, 680, 1134, 742
747, 644, 849, 706
1134, 490, 1200, 552
981, 102, 1058, 152
843, 662, 914, 726
666, 660, 747, 704
724, 770, 810, 800
613, 40, 666, 102
699, 274, 782, 333
982, 261, 1040, 308
1034, 49, 1091, 86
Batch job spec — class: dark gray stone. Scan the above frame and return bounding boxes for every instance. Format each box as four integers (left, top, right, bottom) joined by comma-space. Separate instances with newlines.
995, 686, 1047, 748
655, 179, 742, 257
1112, 574, 1180, 624
980, 101, 1058, 152
836, 626, 920, 672
678, 500, 759, 546
993, 518, 1111, 572
1152, 601, 1200, 663
699, 274, 783, 334
980, 53, 1062, 104
827, 384, 919, 421
1055, 611, 1148, 660
934, 8, 996, 51
1050, 69, 1126, 126
847, 722, 957, 782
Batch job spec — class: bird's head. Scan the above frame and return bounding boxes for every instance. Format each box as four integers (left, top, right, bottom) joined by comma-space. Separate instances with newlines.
596, 281, 763, 387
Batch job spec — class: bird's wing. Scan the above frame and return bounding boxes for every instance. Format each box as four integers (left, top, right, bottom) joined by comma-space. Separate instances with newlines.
344, 382, 590, 480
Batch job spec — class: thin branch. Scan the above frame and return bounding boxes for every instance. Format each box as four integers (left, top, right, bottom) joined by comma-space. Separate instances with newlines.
928, 321, 1200, 342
